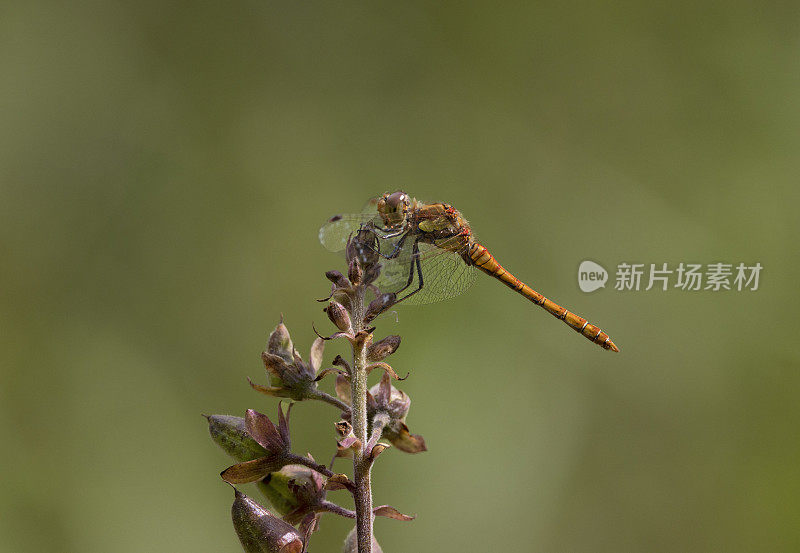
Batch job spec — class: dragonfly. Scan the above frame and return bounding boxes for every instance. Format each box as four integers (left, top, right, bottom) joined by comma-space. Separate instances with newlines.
319, 191, 619, 352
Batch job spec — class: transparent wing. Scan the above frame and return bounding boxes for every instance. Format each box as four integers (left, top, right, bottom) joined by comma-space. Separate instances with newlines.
318, 213, 383, 252
391, 245, 477, 305
369, 234, 477, 306
320, 210, 478, 305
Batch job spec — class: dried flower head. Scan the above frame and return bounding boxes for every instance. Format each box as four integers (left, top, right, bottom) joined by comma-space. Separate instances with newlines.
261, 464, 327, 525
220, 405, 294, 484
369, 373, 426, 454
231, 487, 304, 553
335, 370, 425, 455
335, 420, 361, 457
250, 320, 326, 401
366, 335, 401, 362
267, 318, 294, 361
325, 301, 352, 332
346, 230, 382, 286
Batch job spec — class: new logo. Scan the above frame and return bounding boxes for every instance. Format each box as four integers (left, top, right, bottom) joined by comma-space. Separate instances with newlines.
578, 260, 608, 293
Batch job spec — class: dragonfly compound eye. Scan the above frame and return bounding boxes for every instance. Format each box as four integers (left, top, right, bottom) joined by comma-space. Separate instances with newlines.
387, 192, 408, 210
378, 191, 410, 226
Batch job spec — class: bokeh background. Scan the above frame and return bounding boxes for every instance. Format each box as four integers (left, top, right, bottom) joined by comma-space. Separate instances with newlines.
2, 2, 798, 552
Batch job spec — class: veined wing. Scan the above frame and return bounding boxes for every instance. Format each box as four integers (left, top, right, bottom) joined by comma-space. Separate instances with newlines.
318, 213, 383, 253
320, 213, 478, 305
368, 234, 477, 306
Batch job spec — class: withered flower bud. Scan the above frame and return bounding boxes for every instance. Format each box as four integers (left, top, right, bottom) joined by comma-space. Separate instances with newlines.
368, 374, 426, 454
366, 335, 401, 362
346, 229, 379, 265
370, 374, 411, 421
221, 406, 295, 484
364, 293, 397, 323
335, 420, 353, 438
267, 319, 294, 363
206, 414, 268, 463
325, 270, 350, 289
261, 464, 326, 524
346, 230, 383, 286
231, 488, 304, 553
322, 271, 353, 311
335, 420, 360, 456
347, 257, 363, 285
326, 301, 352, 332
251, 319, 326, 401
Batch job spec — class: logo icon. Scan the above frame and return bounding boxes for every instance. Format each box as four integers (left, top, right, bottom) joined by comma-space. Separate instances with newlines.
578, 260, 608, 293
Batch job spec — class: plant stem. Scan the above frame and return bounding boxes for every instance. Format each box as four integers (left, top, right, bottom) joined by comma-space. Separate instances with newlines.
319, 500, 356, 519
308, 389, 351, 413
350, 285, 373, 553
286, 453, 340, 481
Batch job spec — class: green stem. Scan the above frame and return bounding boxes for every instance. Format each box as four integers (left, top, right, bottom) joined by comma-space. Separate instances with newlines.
350, 284, 373, 553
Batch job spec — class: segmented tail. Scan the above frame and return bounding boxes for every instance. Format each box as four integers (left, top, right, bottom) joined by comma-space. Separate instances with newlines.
468, 243, 619, 352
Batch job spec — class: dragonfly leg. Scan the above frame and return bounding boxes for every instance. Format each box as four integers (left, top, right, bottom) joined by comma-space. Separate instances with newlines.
369, 221, 406, 236
379, 231, 409, 260
391, 241, 418, 295
362, 229, 409, 260
376, 227, 406, 238
394, 239, 424, 303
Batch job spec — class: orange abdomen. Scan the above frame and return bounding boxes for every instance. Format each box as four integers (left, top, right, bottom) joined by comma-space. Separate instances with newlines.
468, 242, 619, 352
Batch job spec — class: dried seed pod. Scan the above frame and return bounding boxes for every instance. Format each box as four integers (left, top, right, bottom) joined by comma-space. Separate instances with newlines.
205, 414, 268, 463
231, 488, 303, 553
366, 335, 401, 362
254, 322, 324, 401
347, 257, 363, 285
325, 270, 350, 289
326, 301, 352, 332
220, 406, 295, 485
267, 319, 294, 363
364, 293, 397, 323
260, 464, 326, 523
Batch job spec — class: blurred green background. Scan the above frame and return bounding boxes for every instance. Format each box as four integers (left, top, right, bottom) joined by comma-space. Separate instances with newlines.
2, 1, 798, 552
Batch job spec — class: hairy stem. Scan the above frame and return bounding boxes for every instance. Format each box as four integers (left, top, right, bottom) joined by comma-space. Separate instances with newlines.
307, 389, 351, 413
350, 285, 373, 553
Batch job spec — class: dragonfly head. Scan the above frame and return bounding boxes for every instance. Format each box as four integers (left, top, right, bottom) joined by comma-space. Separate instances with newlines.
377, 191, 410, 228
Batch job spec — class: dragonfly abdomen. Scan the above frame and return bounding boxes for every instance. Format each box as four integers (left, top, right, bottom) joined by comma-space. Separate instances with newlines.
468, 243, 619, 352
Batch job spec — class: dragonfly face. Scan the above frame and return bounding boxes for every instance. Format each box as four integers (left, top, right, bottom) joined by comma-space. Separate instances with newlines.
376, 191, 411, 229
